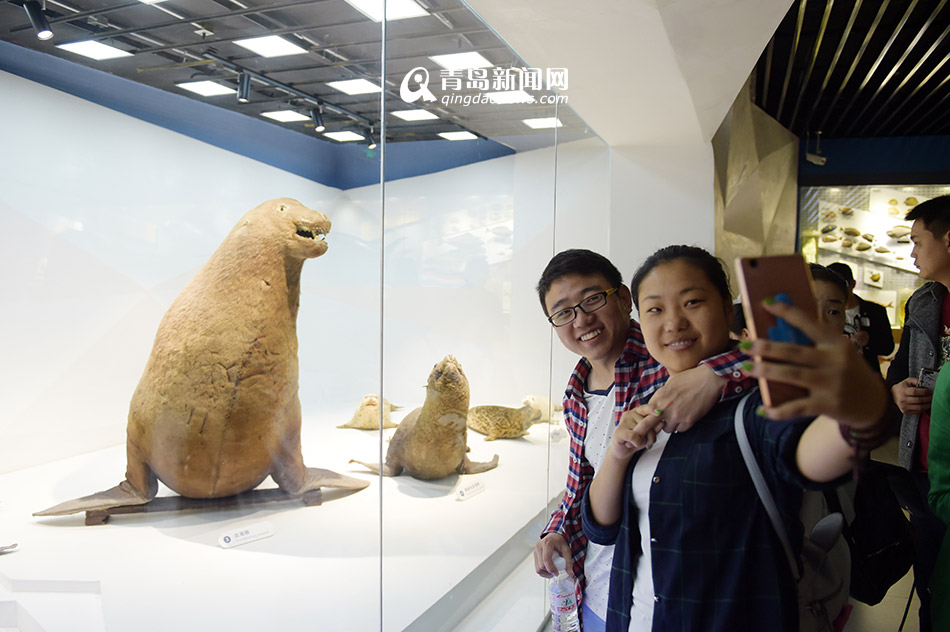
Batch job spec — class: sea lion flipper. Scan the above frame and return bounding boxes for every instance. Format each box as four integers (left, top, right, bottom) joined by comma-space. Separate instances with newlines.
33, 479, 154, 517
459, 454, 499, 475
349, 459, 400, 477
300, 467, 369, 491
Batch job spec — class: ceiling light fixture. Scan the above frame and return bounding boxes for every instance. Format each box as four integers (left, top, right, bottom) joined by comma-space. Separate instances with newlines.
326, 78, 382, 95
429, 52, 492, 71
234, 35, 307, 58
237, 73, 251, 103
261, 110, 310, 122
343, 0, 428, 22
367, 127, 377, 149
523, 117, 563, 129
23, 1, 52, 41
438, 131, 478, 141
392, 109, 439, 121
324, 130, 365, 142
310, 107, 326, 132
176, 80, 236, 97
56, 40, 133, 60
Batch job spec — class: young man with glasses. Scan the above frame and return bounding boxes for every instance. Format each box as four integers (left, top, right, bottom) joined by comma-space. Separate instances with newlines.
533, 249, 752, 631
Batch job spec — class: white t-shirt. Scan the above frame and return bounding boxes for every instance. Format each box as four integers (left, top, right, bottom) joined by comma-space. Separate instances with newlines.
582, 386, 615, 620
628, 430, 670, 631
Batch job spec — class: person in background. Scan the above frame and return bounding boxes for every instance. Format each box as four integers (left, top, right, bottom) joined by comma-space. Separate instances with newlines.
885, 195, 950, 632
927, 361, 950, 632
582, 245, 892, 632
827, 261, 894, 372
810, 263, 849, 335
533, 249, 751, 631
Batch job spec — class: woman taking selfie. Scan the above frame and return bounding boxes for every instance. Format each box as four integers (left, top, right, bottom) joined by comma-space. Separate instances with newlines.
582, 246, 894, 632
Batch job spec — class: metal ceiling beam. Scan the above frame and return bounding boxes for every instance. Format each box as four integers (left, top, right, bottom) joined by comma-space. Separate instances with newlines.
829, 0, 919, 135
844, 0, 944, 136
861, 8, 950, 135
803, 0, 862, 133
815, 0, 891, 135
789, 0, 836, 130
895, 72, 950, 134
911, 87, 950, 134
775, 0, 808, 122
202, 51, 374, 127
760, 37, 775, 110
875, 26, 950, 134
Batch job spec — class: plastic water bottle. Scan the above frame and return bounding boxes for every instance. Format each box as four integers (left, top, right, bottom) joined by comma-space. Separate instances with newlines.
549, 554, 580, 632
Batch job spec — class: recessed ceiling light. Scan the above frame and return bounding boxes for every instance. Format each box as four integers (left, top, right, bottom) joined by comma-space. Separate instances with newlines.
439, 131, 478, 141
234, 35, 307, 58
261, 110, 310, 122
486, 90, 535, 105
392, 109, 439, 121
523, 117, 563, 129
324, 131, 366, 142
176, 81, 236, 97
56, 41, 133, 60
429, 52, 492, 71
326, 79, 381, 95
343, 0, 428, 22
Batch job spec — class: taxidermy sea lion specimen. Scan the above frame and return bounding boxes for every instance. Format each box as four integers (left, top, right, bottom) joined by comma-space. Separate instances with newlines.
36, 198, 368, 517
337, 394, 402, 430
467, 404, 542, 440
351, 356, 498, 480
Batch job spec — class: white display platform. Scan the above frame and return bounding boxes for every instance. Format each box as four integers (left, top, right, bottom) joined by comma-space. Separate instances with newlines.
0, 411, 565, 632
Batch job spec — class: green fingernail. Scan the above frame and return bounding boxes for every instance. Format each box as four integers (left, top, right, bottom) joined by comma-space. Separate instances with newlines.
741, 362, 755, 372
763, 296, 775, 306
738, 340, 752, 350
654, 408, 663, 416
756, 406, 767, 417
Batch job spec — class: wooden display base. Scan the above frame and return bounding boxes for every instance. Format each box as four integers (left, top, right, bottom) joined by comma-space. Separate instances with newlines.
84, 488, 323, 526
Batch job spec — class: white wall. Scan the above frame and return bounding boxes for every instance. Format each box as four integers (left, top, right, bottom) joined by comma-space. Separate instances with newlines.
0, 68, 611, 475
608, 143, 716, 294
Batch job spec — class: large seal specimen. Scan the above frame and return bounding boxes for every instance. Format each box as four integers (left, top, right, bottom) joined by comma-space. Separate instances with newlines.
36, 198, 368, 517
337, 394, 401, 430
350, 356, 498, 480
467, 404, 542, 441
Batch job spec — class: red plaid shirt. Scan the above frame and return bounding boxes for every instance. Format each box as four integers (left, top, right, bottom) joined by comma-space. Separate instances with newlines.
542, 321, 753, 600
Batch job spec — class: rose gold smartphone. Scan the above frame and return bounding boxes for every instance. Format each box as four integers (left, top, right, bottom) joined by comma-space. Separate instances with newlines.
735, 255, 819, 407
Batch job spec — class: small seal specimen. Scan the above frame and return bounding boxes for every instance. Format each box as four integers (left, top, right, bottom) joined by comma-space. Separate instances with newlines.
350, 356, 498, 480
36, 198, 368, 517
467, 404, 542, 440
338, 395, 402, 430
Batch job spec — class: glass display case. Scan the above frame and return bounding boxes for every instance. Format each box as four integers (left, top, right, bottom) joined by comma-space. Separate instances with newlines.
0, 1, 607, 631
799, 184, 950, 328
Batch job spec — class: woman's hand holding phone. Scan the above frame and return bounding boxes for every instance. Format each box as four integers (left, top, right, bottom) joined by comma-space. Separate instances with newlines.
742, 298, 888, 429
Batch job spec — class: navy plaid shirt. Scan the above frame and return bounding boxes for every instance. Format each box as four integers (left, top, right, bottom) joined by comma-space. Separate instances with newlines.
581, 390, 817, 632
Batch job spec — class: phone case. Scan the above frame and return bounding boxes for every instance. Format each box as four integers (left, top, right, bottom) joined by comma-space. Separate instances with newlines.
735, 255, 819, 407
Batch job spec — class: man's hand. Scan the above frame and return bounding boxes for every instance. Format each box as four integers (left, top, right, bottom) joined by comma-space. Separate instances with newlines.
645, 363, 726, 433
892, 377, 933, 415
534, 532, 573, 579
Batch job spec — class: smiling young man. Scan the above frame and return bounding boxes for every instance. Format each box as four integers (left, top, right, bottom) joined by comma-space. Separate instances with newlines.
533, 249, 752, 631
886, 195, 950, 632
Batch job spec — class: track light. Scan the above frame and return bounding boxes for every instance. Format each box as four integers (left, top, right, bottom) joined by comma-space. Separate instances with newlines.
237, 73, 250, 103
367, 126, 377, 149
24, 1, 53, 41
310, 107, 326, 133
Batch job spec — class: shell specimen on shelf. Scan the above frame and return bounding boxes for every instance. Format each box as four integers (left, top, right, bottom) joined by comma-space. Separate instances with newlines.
821, 224, 837, 233
906, 197, 919, 206
843, 227, 861, 236
870, 273, 882, 282
889, 198, 899, 206
856, 242, 872, 251
888, 207, 900, 215
841, 239, 853, 248
821, 235, 839, 242
875, 246, 890, 253
821, 210, 837, 221
861, 233, 875, 242
887, 225, 911, 238
840, 207, 854, 216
